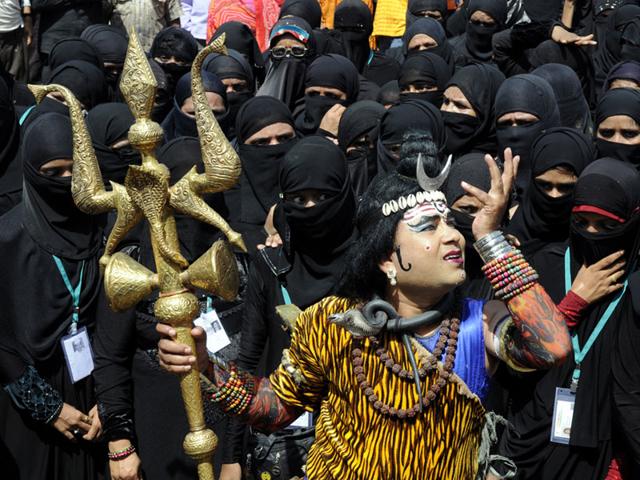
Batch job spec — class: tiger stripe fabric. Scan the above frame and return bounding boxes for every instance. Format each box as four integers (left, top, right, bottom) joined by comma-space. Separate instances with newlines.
270, 296, 486, 479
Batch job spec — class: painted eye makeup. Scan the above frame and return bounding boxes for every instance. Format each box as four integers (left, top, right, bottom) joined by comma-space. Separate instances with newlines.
406, 215, 439, 233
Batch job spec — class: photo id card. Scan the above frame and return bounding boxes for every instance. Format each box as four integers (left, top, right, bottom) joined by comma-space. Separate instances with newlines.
194, 309, 230, 354
550, 387, 575, 444
61, 326, 94, 383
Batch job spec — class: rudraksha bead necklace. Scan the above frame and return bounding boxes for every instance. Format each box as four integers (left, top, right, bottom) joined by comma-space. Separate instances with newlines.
351, 316, 460, 420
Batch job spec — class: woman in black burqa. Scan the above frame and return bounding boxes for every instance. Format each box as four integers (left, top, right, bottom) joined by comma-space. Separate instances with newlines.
221, 135, 356, 479
441, 63, 505, 157
498, 158, 640, 479
507, 127, 594, 257
0, 113, 105, 480
594, 87, 640, 167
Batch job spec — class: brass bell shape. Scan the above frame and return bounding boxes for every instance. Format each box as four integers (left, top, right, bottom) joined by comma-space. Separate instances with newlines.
104, 252, 159, 311
180, 240, 239, 301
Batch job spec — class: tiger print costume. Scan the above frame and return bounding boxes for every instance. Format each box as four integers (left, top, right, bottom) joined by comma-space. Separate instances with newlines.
270, 296, 486, 479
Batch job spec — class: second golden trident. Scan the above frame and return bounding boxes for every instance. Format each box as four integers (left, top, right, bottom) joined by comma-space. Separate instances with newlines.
29, 30, 246, 480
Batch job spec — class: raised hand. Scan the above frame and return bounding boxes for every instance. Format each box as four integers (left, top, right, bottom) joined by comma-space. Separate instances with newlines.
461, 148, 520, 241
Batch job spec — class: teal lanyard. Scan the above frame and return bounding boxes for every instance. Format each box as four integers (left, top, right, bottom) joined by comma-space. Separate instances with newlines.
206, 296, 213, 313
52, 255, 85, 335
18, 105, 35, 126
280, 284, 292, 305
563, 248, 627, 391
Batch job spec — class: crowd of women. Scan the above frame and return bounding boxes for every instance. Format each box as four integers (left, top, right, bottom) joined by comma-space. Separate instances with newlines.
1, 0, 640, 479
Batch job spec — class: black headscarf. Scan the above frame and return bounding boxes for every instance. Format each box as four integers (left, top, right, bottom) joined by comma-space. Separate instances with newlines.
402, 17, 455, 73
594, 4, 640, 91
398, 51, 451, 107
86, 103, 139, 186
275, 135, 356, 307
156, 137, 225, 262
21, 113, 100, 260
595, 87, 640, 167
377, 80, 400, 108
257, 16, 317, 111
47, 60, 108, 111
334, 0, 373, 73
81, 25, 129, 90
47, 38, 102, 74
150, 27, 200, 87
296, 53, 360, 135
443, 63, 505, 156
161, 71, 228, 142
406, 0, 448, 29
337, 100, 385, 197
211, 21, 265, 84
528, 40, 595, 108
279, 0, 322, 28
570, 157, 640, 268
148, 59, 173, 123
444, 152, 493, 297
236, 96, 297, 226
0, 76, 21, 215
203, 49, 255, 139
81, 25, 128, 65
494, 74, 561, 193
621, 16, 640, 63
377, 99, 445, 174
507, 127, 594, 255
463, 0, 507, 61
531, 63, 592, 134
604, 60, 640, 91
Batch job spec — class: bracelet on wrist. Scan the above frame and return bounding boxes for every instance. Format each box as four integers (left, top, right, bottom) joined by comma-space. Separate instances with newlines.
108, 444, 136, 461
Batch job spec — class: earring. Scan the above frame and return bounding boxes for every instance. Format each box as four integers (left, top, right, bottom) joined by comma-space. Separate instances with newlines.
387, 268, 397, 286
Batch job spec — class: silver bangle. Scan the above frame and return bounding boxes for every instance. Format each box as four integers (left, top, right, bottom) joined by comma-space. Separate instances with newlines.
473, 231, 515, 263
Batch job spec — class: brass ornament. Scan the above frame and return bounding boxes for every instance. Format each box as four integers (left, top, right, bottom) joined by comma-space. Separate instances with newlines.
29, 30, 245, 480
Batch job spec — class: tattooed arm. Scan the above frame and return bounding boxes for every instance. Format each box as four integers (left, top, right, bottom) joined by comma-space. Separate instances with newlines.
484, 284, 572, 371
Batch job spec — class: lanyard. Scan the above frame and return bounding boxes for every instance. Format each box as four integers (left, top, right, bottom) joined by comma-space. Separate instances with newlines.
563, 248, 626, 392
206, 296, 213, 313
280, 284, 292, 305
52, 255, 85, 335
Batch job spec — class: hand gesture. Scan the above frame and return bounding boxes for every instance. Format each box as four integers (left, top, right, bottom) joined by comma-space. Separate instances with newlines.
551, 25, 596, 46
51, 403, 93, 441
571, 250, 626, 304
319, 104, 346, 137
462, 148, 519, 241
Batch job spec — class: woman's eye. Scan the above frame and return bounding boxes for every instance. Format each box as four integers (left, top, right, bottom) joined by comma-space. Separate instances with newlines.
622, 129, 640, 139
558, 184, 575, 195
324, 92, 339, 100
598, 128, 615, 138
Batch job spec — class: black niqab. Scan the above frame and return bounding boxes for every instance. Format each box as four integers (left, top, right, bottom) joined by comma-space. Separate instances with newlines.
595, 87, 640, 167
211, 21, 265, 84
86, 103, 139, 185
398, 51, 451, 107
463, 0, 507, 60
334, 0, 373, 73
21, 113, 101, 261
377, 99, 445, 173
406, 0, 448, 29
402, 17, 455, 73
150, 27, 200, 88
47, 38, 102, 74
604, 60, 640, 91
80, 25, 128, 65
275, 136, 356, 307
337, 100, 385, 197
47, 60, 108, 110
377, 80, 400, 107
443, 63, 505, 156
161, 71, 228, 142
508, 127, 594, 255
532, 63, 592, 134
236, 96, 297, 226
203, 49, 255, 139
257, 16, 317, 111
495, 74, 561, 193
0, 76, 21, 214
279, 0, 322, 29
296, 53, 360, 135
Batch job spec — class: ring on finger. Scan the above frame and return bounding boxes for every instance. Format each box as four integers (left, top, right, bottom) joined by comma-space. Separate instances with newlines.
72, 428, 80, 436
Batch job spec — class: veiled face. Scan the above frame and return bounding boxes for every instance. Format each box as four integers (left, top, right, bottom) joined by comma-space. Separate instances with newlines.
441, 86, 477, 117
380, 200, 466, 299
408, 34, 438, 52
596, 115, 640, 145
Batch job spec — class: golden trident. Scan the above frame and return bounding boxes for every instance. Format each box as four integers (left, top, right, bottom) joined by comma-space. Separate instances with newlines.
29, 31, 247, 480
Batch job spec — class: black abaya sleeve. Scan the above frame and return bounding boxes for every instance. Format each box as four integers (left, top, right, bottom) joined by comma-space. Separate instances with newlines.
492, 22, 552, 77
613, 299, 640, 472
222, 261, 269, 464
92, 291, 139, 442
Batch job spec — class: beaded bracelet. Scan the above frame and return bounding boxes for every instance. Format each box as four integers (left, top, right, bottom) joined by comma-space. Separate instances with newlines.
477, 233, 539, 301
108, 444, 136, 461
209, 363, 255, 416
